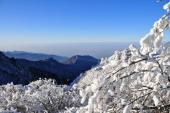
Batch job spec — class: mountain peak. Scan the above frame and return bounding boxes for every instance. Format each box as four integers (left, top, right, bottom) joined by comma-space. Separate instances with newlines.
65, 55, 99, 64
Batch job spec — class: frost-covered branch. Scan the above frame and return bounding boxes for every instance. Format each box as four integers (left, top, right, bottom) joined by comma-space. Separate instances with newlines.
74, 1, 170, 113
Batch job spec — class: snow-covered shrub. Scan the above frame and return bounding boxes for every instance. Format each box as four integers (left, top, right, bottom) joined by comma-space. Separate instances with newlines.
0, 79, 81, 113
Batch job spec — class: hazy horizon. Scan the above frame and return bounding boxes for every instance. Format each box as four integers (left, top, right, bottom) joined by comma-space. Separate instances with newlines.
1, 42, 138, 58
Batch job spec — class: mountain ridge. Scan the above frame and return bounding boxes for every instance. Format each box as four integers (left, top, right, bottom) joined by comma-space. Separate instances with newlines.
0, 51, 99, 85
4, 51, 68, 62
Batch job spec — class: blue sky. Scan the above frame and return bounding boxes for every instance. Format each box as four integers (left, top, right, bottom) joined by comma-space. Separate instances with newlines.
0, 0, 169, 57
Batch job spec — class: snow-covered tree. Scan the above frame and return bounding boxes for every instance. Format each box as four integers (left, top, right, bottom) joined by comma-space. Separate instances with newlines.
74, 1, 170, 113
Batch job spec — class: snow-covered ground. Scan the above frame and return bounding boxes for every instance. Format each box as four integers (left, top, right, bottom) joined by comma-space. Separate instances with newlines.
0, 1, 170, 113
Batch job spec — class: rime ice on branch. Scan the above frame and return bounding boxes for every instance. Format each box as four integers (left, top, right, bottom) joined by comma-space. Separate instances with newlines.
75, 1, 170, 113
140, 2, 170, 56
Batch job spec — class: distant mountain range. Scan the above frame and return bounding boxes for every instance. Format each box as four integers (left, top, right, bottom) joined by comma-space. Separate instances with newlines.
0, 51, 99, 85
4, 51, 68, 62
